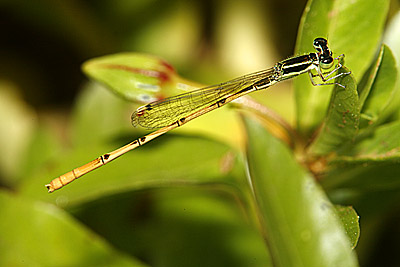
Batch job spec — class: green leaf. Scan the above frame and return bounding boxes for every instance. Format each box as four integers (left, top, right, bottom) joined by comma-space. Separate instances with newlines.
244, 116, 358, 267
335, 121, 400, 162
322, 162, 400, 201
327, 184, 400, 220
357, 46, 385, 110
82, 52, 197, 103
384, 10, 400, 120
295, 0, 389, 134
358, 45, 398, 128
307, 68, 359, 156
0, 190, 146, 267
322, 121, 400, 189
335, 205, 360, 249
74, 187, 273, 267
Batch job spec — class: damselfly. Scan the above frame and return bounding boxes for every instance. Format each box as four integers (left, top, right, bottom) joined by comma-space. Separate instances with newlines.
46, 37, 349, 192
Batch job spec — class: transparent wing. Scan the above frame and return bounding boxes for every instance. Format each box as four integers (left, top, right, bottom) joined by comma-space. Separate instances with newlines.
131, 68, 275, 129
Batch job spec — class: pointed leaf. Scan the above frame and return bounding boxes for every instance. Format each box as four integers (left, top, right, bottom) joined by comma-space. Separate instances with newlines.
357, 46, 385, 110
359, 45, 398, 128
82, 53, 197, 103
244, 116, 358, 267
308, 68, 359, 155
384, 10, 400, 120
335, 205, 360, 249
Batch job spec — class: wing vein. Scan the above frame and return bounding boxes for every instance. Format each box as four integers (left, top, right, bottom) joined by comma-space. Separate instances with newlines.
132, 68, 275, 129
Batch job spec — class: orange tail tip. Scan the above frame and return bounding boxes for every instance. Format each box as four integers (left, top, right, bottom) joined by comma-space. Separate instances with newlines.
45, 184, 55, 193
45, 179, 62, 193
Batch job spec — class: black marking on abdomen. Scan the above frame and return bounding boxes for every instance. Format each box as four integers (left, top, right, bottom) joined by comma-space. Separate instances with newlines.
281, 54, 310, 66
254, 78, 272, 89
217, 98, 226, 107
236, 86, 253, 95
282, 64, 309, 75
136, 139, 141, 146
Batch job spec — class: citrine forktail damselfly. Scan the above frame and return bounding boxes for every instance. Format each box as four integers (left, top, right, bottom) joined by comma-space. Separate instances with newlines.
45, 37, 349, 192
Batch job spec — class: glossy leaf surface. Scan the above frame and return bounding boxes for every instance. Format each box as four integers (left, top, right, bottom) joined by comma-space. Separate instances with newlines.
244, 116, 358, 267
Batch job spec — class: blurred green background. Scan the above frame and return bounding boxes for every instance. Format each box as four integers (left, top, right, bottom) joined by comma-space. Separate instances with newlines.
0, 0, 307, 110
1, 0, 400, 266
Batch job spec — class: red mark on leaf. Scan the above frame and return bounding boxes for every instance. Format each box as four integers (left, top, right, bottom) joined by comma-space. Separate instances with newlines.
102, 64, 172, 83
160, 60, 175, 72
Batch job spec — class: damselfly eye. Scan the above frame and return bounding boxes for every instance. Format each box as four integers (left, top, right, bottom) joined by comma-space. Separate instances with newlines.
313, 38, 328, 49
320, 55, 334, 69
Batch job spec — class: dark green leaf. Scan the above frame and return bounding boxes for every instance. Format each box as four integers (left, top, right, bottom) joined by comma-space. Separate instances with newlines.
357, 46, 385, 110
308, 68, 359, 156
335, 205, 360, 249
335, 121, 400, 162
358, 45, 398, 128
244, 116, 358, 267
322, 161, 400, 193
74, 187, 273, 267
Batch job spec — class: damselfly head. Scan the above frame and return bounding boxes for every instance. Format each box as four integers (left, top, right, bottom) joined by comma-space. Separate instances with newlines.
313, 38, 328, 53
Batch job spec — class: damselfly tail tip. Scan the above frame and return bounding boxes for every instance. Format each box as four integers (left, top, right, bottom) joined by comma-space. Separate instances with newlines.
45, 183, 55, 193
